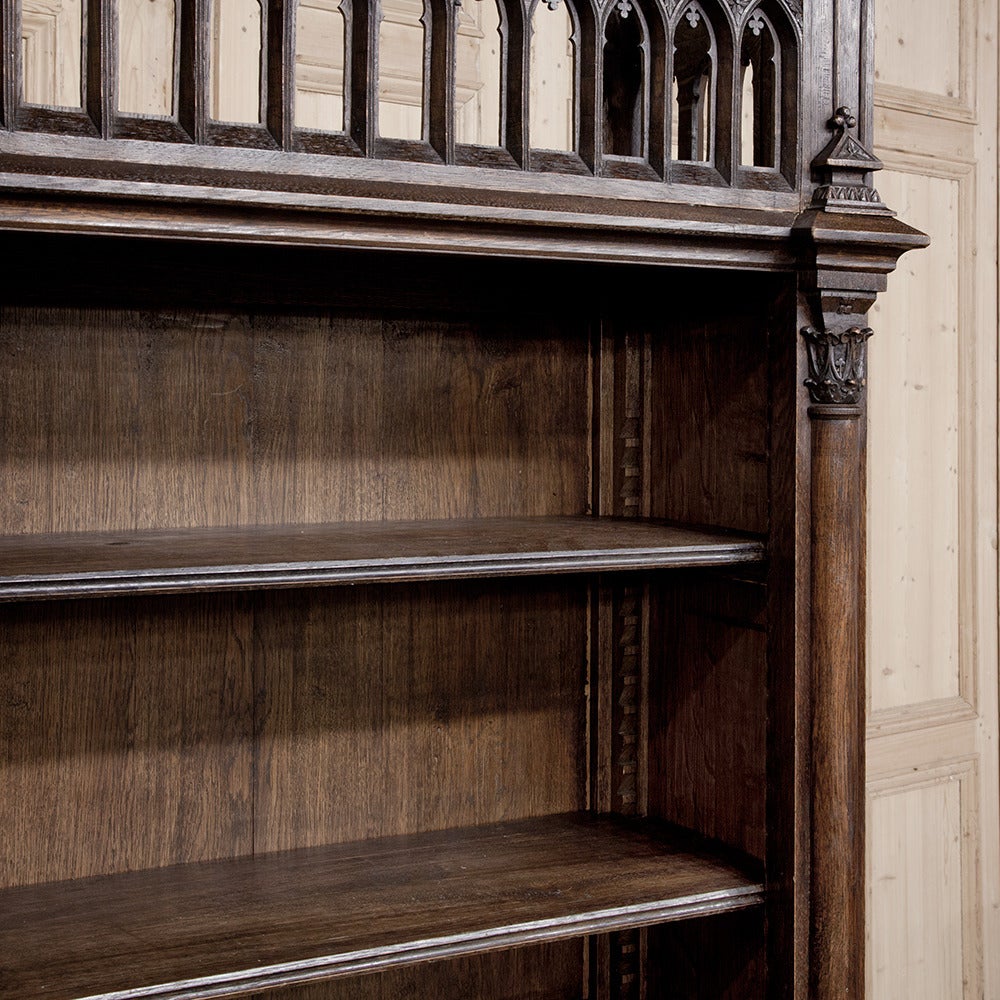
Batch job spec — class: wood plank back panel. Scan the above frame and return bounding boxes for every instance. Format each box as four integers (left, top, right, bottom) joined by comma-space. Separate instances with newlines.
0, 304, 589, 534
249, 309, 590, 524
647, 276, 773, 535
648, 575, 768, 860
0, 593, 253, 888
254, 578, 587, 850
0, 306, 256, 533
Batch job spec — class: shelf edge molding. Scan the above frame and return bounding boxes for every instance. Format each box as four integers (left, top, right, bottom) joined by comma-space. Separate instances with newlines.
1, 813, 765, 1000
0, 517, 766, 602
78, 888, 765, 1000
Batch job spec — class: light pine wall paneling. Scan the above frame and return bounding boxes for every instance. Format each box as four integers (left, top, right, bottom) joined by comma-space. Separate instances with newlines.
873, 0, 975, 121
118, 0, 176, 116
868, 162, 971, 722
868, 0, 1000, 989
21, 0, 83, 108
867, 761, 981, 1000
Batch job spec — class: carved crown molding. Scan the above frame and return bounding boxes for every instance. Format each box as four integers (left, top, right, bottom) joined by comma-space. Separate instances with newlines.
801, 325, 872, 406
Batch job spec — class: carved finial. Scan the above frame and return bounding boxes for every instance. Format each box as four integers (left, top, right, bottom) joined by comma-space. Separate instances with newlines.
830, 106, 857, 134
809, 105, 891, 215
802, 326, 873, 406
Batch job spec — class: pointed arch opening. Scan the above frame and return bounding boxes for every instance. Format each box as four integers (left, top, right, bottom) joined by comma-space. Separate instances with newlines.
20, 0, 83, 108
118, 0, 177, 116
602, 0, 647, 158
295, 0, 347, 132
455, 0, 503, 147
739, 8, 778, 167
528, 0, 576, 152
378, 0, 427, 141
671, 2, 714, 163
210, 0, 263, 123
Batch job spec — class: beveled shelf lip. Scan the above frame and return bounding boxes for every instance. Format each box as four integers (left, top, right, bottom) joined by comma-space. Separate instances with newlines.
0, 516, 766, 602
0, 812, 766, 1000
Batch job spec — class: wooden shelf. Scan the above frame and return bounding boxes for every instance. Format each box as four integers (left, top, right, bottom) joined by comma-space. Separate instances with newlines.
0, 813, 764, 1000
0, 517, 765, 601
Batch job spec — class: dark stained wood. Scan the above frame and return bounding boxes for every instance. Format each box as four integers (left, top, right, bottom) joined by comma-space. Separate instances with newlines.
428, 0, 456, 163
114, 117, 193, 143
766, 281, 812, 1000
571, 0, 598, 172
0, 0, 15, 128
205, 121, 281, 149
648, 574, 768, 860
590, 323, 653, 999
86, 0, 112, 138
454, 143, 520, 170
647, 907, 766, 998
0, 0, 805, 196
0, 299, 590, 534
253, 577, 587, 849
349, 0, 375, 155
266, 0, 295, 149
0, 3, 931, 997
808, 407, 866, 1000
0, 814, 765, 1000
12, 105, 101, 135
251, 941, 587, 1000
0, 518, 764, 601
0, 593, 253, 889
501, 0, 527, 167
648, 277, 772, 535
177, 0, 205, 142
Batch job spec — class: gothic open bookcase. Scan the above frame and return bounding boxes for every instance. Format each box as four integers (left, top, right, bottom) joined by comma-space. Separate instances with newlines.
0, 0, 925, 997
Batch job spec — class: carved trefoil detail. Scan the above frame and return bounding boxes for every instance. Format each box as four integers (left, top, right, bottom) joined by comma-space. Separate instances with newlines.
715, 0, 802, 24
802, 325, 873, 406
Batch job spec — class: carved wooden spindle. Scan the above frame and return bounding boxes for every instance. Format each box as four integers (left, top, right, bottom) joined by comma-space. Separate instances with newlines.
351, 0, 376, 154
266, 0, 295, 148
428, 0, 457, 161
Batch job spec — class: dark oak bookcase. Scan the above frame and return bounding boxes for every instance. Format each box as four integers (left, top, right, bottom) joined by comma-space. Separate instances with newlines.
0, 1, 924, 997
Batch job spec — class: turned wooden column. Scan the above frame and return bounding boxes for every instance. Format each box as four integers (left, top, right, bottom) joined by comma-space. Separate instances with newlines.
803, 325, 871, 1000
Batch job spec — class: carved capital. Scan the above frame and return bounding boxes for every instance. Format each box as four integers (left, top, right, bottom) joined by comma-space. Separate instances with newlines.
802, 325, 872, 406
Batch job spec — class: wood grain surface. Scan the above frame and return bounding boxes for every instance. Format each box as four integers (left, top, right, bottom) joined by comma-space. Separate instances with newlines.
0, 813, 764, 1000
0, 517, 765, 600
252, 577, 588, 850
0, 593, 254, 889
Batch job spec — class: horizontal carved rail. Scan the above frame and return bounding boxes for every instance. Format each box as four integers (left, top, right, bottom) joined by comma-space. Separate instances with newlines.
0, 0, 800, 187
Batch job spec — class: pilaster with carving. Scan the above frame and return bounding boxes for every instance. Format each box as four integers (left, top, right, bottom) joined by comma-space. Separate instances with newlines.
794, 107, 927, 1000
